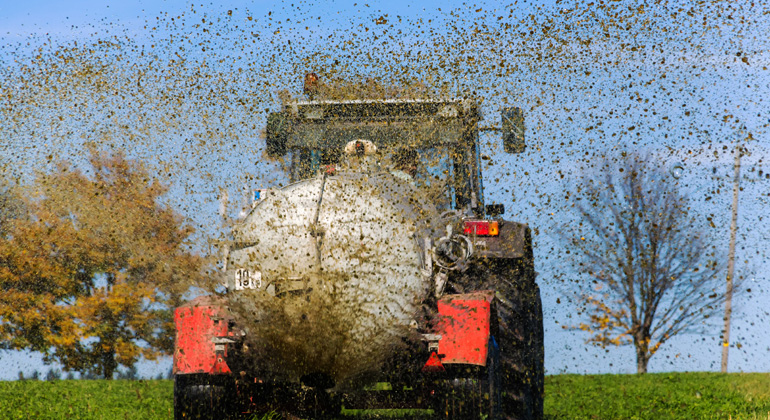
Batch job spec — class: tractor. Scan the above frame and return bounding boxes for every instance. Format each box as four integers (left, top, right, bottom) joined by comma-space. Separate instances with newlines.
173, 80, 543, 420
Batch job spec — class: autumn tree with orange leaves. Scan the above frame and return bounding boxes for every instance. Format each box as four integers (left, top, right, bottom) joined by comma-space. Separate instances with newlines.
563, 152, 729, 374
0, 148, 202, 379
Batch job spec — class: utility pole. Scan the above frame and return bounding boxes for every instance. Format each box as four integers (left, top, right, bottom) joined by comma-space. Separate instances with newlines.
721, 145, 742, 373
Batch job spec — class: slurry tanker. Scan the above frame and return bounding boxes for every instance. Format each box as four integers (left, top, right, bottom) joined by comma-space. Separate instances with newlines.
173, 78, 544, 420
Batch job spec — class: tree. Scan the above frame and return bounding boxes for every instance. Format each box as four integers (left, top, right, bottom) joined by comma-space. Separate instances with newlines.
563, 152, 727, 373
117, 365, 138, 380
0, 148, 202, 379
0, 172, 24, 237
45, 368, 61, 381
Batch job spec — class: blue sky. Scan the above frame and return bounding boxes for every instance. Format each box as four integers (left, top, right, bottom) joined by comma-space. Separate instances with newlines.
1, 0, 769, 380
0, 0, 540, 38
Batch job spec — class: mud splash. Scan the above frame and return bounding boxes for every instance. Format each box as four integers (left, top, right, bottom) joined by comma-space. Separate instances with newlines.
1, 0, 767, 376
230, 271, 419, 387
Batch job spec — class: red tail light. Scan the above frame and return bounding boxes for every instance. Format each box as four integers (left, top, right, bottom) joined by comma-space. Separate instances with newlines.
463, 220, 499, 236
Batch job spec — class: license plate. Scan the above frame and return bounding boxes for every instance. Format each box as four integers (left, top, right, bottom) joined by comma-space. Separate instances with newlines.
234, 269, 262, 290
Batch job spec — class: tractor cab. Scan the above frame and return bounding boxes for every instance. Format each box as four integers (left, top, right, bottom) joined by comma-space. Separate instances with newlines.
266, 98, 525, 217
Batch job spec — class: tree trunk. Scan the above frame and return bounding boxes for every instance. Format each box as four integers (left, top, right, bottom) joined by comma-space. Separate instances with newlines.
100, 302, 118, 380
635, 351, 649, 374
102, 350, 117, 380
634, 337, 650, 374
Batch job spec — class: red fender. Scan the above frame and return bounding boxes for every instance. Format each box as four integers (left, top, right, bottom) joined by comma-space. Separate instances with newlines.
173, 296, 232, 375
433, 291, 494, 367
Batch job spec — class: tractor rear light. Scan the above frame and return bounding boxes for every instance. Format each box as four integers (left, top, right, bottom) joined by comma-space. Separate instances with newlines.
463, 220, 499, 236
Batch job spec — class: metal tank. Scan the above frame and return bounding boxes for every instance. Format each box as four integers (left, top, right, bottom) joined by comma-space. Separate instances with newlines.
224, 156, 443, 385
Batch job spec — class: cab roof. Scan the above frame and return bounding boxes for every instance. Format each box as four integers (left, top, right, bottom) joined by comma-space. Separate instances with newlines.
283, 98, 481, 121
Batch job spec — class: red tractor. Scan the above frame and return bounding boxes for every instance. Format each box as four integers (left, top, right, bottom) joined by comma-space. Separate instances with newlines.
173, 89, 543, 419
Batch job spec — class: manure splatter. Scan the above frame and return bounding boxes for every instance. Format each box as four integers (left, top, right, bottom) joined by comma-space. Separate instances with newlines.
1, 0, 768, 375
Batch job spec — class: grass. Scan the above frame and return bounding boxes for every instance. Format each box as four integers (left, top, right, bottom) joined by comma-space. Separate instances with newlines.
0, 379, 172, 419
1, 373, 769, 419
545, 372, 770, 420
338, 409, 433, 418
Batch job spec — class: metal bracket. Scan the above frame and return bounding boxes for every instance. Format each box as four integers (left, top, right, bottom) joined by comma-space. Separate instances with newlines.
212, 337, 236, 353
434, 270, 448, 298
421, 333, 442, 353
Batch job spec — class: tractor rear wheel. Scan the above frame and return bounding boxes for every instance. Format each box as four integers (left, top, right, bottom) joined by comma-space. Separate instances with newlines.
295, 387, 342, 420
451, 257, 544, 420
434, 337, 502, 420
174, 374, 234, 420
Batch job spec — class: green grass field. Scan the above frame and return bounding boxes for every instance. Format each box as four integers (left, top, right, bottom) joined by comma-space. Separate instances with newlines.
1, 373, 769, 419
545, 372, 770, 420
0, 379, 173, 419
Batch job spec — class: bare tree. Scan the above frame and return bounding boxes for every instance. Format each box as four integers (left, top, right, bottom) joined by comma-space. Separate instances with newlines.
563, 152, 728, 373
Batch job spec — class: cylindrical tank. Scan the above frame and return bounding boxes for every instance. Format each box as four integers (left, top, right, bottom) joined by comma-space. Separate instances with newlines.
225, 169, 442, 386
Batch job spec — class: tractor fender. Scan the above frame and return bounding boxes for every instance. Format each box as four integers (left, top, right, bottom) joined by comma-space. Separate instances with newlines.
433, 291, 495, 366
173, 296, 232, 375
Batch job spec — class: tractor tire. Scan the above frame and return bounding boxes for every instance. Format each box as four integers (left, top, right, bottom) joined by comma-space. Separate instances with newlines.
174, 374, 234, 420
295, 387, 342, 420
451, 257, 544, 420
434, 337, 502, 420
